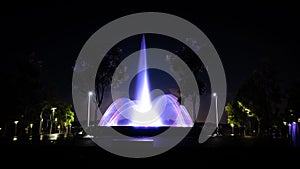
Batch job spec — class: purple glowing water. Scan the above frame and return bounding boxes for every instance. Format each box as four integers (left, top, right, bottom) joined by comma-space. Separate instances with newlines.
99, 35, 193, 127
99, 94, 193, 126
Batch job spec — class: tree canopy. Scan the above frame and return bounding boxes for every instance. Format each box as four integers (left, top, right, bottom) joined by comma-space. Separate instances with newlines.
95, 47, 128, 119
226, 59, 283, 135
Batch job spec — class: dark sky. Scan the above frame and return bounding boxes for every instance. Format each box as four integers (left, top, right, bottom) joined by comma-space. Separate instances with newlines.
1, 2, 299, 123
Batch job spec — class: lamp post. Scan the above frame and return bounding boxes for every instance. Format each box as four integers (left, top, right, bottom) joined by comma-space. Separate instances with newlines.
39, 111, 43, 135
14, 121, 19, 137
83, 91, 94, 139
29, 123, 33, 136
50, 107, 57, 134
39, 118, 43, 135
230, 123, 234, 136
213, 93, 219, 135
54, 118, 58, 133
87, 91, 93, 128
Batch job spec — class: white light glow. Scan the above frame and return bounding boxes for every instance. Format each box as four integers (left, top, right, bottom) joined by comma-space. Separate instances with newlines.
135, 35, 152, 112
51, 107, 57, 113
98, 35, 193, 127
245, 108, 251, 114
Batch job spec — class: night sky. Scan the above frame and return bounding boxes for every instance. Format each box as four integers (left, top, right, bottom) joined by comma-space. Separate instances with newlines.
1, 2, 299, 123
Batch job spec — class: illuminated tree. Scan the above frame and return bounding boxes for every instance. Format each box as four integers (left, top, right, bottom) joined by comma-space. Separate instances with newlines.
39, 101, 74, 134
225, 101, 246, 127
235, 60, 283, 135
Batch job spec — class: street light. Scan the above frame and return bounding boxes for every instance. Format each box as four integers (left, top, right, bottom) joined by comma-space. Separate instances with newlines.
54, 118, 58, 133
87, 91, 93, 128
230, 123, 234, 136
50, 107, 57, 134
83, 91, 94, 139
29, 123, 33, 136
14, 121, 19, 135
14, 121, 19, 140
51, 107, 57, 116
212, 93, 219, 135
39, 111, 43, 135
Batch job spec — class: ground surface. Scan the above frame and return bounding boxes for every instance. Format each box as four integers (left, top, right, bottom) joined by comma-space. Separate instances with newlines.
1, 134, 298, 167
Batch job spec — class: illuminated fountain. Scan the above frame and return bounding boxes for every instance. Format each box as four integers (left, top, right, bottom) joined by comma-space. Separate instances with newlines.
99, 35, 193, 127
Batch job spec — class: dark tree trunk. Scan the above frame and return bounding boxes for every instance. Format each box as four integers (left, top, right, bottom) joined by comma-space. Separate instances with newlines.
257, 118, 261, 136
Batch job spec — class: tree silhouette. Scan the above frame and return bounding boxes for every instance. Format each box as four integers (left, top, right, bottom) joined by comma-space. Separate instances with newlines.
0, 51, 44, 134
285, 80, 300, 123
95, 47, 128, 122
167, 46, 206, 121
234, 60, 283, 135
16, 52, 43, 120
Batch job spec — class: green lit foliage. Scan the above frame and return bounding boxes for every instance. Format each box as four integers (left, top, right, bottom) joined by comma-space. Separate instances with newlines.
225, 101, 246, 127
226, 100, 262, 135
237, 101, 255, 118
57, 104, 74, 126
40, 101, 74, 127
225, 101, 239, 126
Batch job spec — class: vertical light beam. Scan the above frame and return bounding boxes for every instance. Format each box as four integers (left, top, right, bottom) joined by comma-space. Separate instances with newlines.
135, 35, 152, 112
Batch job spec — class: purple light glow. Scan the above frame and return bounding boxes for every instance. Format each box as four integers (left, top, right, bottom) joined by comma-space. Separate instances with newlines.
290, 122, 298, 147
135, 35, 152, 112
99, 35, 193, 127
99, 94, 193, 126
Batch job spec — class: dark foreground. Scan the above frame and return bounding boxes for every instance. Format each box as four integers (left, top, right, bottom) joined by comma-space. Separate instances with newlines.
1, 134, 299, 167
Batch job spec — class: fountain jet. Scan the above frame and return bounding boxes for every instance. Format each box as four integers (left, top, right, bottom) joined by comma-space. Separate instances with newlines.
99, 35, 193, 127
134, 35, 152, 112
